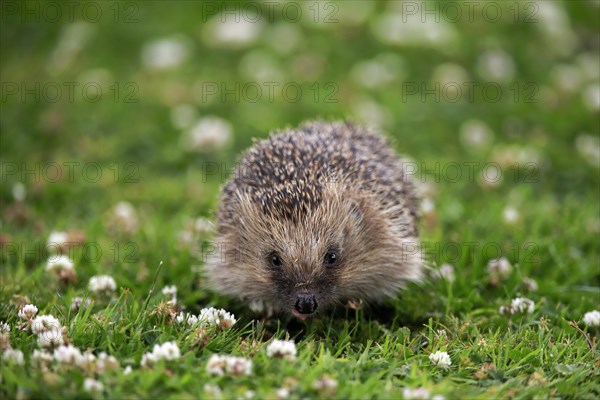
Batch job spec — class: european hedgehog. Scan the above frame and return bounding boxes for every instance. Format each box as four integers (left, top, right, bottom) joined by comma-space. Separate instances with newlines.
205, 121, 423, 320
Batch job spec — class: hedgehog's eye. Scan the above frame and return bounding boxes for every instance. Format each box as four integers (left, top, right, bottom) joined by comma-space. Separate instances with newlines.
323, 251, 338, 267
269, 252, 283, 268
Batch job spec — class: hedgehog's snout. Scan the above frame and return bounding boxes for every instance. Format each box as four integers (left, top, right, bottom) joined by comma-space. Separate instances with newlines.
294, 292, 318, 315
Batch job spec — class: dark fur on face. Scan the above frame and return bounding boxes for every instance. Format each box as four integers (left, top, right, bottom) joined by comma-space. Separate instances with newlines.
204, 121, 423, 319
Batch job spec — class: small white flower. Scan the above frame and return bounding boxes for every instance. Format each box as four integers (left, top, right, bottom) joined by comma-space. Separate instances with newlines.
429, 351, 452, 369
96, 352, 120, 373
88, 275, 117, 294
276, 387, 290, 399
183, 117, 232, 152
312, 375, 338, 391
225, 356, 252, 376
204, 384, 222, 397
71, 297, 91, 312
162, 285, 178, 305
107, 202, 139, 234
502, 206, 520, 225
47, 231, 69, 253
582, 82, 600, 112
37, 327, 64, 348
522, 277, 538, 292
141, 341, 181, 367
266, 340, 297, 360
53, 344, 83, 365
433, 264, 455, 283
18, 304, 39, 320
206, 354, 252, 376
583, 310, 600, 327
46, 254, 74, 272
123, 365, 133, 375
499, 297, 535, 315
2, 348, 25, 365
83, 378, 104, 393
575, 134, 600, 168
141, 35, 190, 70
203, 13, 263, 47
476, 49, 516, 83
460, 119, 494, 150
157, 341, 181, 360
31, 315, 61, 334
1, 321, 10, 332
198, 307, 236, 329
175, 312, 199, 326
403, 387, 431, 400
12, 182, 26, 201
140, 352, 158, 368
32, 349, 53, 364
206, 354, 227, 376
487, 257, 512, 280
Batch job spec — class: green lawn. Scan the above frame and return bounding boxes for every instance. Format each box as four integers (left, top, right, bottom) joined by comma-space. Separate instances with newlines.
1, 1, 599, 399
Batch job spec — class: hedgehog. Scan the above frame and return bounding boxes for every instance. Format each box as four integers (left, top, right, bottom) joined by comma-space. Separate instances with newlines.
204, 121, 423, 320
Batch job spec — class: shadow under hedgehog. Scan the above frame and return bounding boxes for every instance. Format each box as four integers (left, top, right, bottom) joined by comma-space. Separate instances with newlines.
204, 120, 423, 320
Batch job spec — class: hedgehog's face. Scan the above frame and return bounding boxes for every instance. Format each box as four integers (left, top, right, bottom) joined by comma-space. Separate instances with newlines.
207, 187, 420, 320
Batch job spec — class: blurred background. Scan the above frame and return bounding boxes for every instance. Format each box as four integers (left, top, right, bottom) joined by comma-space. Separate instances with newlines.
1, 1, 599, 294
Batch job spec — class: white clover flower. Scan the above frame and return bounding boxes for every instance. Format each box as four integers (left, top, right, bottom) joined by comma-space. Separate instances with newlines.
83, 378, 104, 393
511, 297, 535, 314
2, 348, 25, 365
420, 197, 435, 215
429, 351, 452, 369
96, 352, 120, 374
502, 206, 520, 225
522, 277, 538, 292
276, 387, 290, 399
403, 387, 431, 400
18, 304, 39, 320
141, 35, 190, 70
476, 49, 515, 84
225, 355, 252, 376
433, 264, 455, 283
123, 365, 133, 375
198, 307, 236, 329
37, 327, 64, 348
487, 257, 512, 280
312, 375, 338, 391
583, 310, 600, 327
32, 349, 53, 364
266, 340, 297, 360
499, 297, 535, 315
12, 182, 26, 201
88, 275, 117, 294
157, 341, 181, 360
203, 13, 263, 47
1, 321, 10, 332
31, 315, 61, 335
162, 286, 177, 297
107, 201, 139, 234
46, 254, 74, 272
206, 354, 227, 376
175, 312, 199, 326
79, 352, 97, 371
140, 352, 158, 368
460, 119, 493, 150
204, 383, 222, 397
53, 344, 83, 365
71, 297, 92, 312
575, 134, 600, 168
371, 12, 458, 49
183, 117, 232, 152
582, 82, 600, 112
141, 341, 181, 367
47, 231, 69, 253
206, 354, 252, 376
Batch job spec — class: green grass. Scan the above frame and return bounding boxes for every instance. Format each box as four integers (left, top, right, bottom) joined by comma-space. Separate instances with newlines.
1, 1, 599, 399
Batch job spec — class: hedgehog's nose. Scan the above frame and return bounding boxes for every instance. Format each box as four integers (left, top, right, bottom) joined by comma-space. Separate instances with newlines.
295, 293, 317, 314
